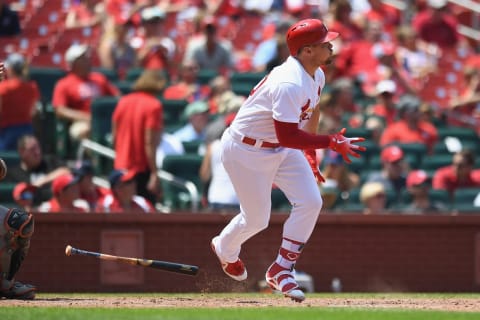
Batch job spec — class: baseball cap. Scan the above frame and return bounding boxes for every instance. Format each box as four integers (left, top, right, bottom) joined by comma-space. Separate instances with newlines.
427, 0, 448, 9
360, 182, 385, 203
407, 170, 431, 187
65, 44, 89, 65
12, 182, 37, 201
381, 145, 404, 163
376, 80, 396, 95
141, 6, 165, 23
109, 169, 136, 188
4, 53, 26, 74
72, 160, 94, 179
52, 173, 80, 195
183, 101, 209, 118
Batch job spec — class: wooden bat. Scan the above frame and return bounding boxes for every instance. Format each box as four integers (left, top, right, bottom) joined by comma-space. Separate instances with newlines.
65, 245, 199, 276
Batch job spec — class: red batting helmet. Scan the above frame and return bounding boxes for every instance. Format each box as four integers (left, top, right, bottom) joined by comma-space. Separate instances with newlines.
286, 19, 339, 56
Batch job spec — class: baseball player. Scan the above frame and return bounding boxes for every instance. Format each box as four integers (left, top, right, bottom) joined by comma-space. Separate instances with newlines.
0, 205, 36, 299
210, 19, 366, 302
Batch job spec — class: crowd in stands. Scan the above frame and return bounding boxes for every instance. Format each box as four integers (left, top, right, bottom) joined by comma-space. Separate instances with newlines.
1, 0, 480, 214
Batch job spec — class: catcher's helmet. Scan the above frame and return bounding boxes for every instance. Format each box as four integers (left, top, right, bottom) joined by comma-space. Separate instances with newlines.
286, 19, 339, 56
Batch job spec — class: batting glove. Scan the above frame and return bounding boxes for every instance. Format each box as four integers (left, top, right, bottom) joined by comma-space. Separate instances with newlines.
328, 128, 366, 164
303, 149, 325, 183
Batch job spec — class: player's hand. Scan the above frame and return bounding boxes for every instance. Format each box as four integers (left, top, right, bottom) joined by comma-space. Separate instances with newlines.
303, 149, 325, 183
328, 128, 366, 164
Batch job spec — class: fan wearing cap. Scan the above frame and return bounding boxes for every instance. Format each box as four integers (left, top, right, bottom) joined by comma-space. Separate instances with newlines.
182, 16, 234, 75
379, 94, 438, 153
12, 182, 37, 211
403, 170, 447, 214
37, 173, 89, 213
366, 145, 408, 202
162, 61, 211, 102
0, 53, 40, 151
73, 160, 110, 210
368, 80, 398, 125
112, 69, 164, 205
135, 6, 175, 71
97, 169, 155, 213
210, 19, 366, 302
359, 181, 388, 215
52, 43, 120, 141
173, 101, 211, 143
0, 205, 36, 299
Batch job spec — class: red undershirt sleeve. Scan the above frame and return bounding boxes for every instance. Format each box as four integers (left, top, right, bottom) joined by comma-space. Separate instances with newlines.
274, 119, 331, 149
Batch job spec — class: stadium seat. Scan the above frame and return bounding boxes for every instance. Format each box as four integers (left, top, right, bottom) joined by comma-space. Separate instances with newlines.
90, 97, 119, 146
160, 98, 189, 126
452, 188, 480, 213
29, 67, 66, 105
0, 151, 20, 167
230, 71, 266, 88
182, 140, 203, 154
437, 127, 478, 142
421, 154, 453, 171
0, 183, 17, 206
161, 154, 204, 210
196, 69, 218, 85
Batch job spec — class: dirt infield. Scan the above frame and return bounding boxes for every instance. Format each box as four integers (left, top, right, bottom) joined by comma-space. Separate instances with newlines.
2, 295, 480, 311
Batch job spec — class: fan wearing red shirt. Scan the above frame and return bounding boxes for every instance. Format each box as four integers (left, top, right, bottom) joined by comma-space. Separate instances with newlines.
97, 169, 155, 213
432, 150, 480, 195
52, 44, 120, 141
112, 69, 164, 205
37, 173, 90, 213
0, 54, 40, 151
380, 94, 438, 152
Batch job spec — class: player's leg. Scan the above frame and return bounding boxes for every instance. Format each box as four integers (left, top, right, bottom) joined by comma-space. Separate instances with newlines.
265, 149, 323, 301
211, 133, 282, 280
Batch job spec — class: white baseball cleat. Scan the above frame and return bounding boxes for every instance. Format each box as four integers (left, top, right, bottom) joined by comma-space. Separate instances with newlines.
211, 236, 247, 281
265, 266, 305, 302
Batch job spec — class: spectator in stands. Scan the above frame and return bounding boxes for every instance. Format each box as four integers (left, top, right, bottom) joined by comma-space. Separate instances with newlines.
432, 149, 480, 196
173, 100, 210, 143
52, 44, 120, 141
251, 20, 291, 73
12, 182, 36, 211
162, 60, 211, 102
325, 0, 363, 43
200, 113, 239, 211
364, 0, 400, 37
205, 91, 244, 144
65, 0, 105, 30
366, 145, 408, 203
394, 25, 439, 81
134, 6, 175, 72
0, 53, 40, 151
112, 69, 164, 205
4, 134, 70, 206
182, 16, 233, 75
38, 173, 90, 213
320, 150, 360, 210
0, 0, 21, 36
403, 169, 448, 214
72, 160, 109, 211
96, 169, 156, 213
359, 181, 388, 215
98, 18, 138, 79
265, 37, 290, 73
379, 94, 438, 153
207, 75, 233, 114
412, 0, 461, 49
367, 79, 398, 126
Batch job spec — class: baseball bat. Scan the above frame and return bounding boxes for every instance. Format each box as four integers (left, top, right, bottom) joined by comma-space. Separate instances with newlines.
65, 245, 199, 276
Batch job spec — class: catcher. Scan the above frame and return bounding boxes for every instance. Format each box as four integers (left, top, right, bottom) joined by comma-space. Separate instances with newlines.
0, 205, 36, 299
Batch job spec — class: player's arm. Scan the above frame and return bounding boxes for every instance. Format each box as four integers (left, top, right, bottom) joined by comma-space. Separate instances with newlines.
274, 121, 366, 163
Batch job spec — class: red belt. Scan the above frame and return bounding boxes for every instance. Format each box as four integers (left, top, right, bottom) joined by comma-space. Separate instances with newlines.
241, 136, 280, 148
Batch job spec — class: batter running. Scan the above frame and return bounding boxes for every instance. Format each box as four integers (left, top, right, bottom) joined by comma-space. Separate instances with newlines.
211, 19, 366, 302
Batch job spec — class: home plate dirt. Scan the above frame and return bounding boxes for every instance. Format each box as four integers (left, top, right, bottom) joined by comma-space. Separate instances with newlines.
1, 295, 480, 311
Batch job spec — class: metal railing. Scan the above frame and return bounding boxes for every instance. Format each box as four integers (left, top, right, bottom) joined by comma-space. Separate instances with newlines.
76, 139, 200, 212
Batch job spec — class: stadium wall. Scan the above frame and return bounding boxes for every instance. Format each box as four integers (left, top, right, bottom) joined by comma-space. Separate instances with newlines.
17, 212, 480, 293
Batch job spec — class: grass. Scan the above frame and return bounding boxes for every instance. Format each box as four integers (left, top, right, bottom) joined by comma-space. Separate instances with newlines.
0, 293, 478, 320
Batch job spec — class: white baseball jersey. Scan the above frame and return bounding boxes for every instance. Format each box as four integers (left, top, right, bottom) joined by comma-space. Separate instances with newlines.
230, 56, 325, 141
